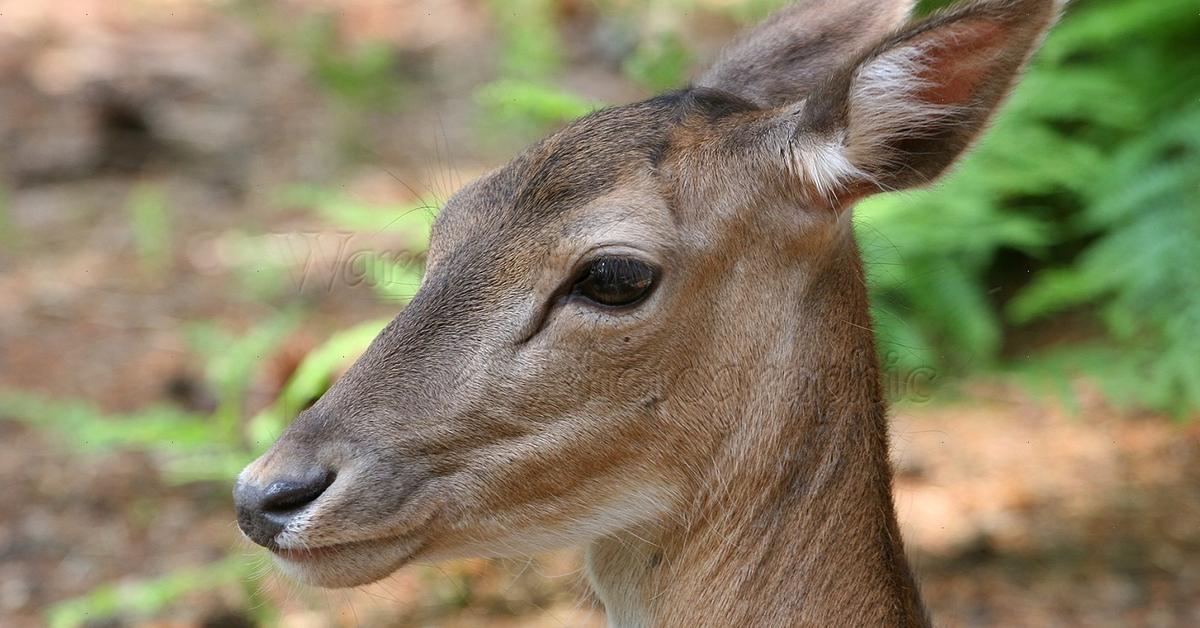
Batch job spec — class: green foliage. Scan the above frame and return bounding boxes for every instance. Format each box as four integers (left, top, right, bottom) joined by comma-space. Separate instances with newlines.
227, 0, 410, 161
856, 177, 1053, 372
0, 393, 212, 455
0, 310, 300, 483
246, 317, 389, 448
276, 184, 433, 303
0, 391, 256, 486
476, 0, 602, 142
1009, 103, 1200, 415
221, 230, 295, 301
278, 184, 436, 249
293, 12, 406, 110
46, 555, 257, 628
0, 185, 15, 248
126, 182, 171, 273
624, 32, 691, 92
490, 0, 564, 79
0, 308, 392, 623
360, 252, 427, 303
186, 310, 302, 442
855, 0, 1200, 414
476, 79, 601, 137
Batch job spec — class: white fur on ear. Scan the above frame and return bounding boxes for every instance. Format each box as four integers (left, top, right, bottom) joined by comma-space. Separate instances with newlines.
785, 0, 1062, 200
788, 130, 866, 201
843, 43, 961, 190
783, 43, 959, 202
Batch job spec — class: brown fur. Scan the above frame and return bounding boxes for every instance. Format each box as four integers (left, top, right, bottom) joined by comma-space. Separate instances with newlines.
235, 1, 1061, 625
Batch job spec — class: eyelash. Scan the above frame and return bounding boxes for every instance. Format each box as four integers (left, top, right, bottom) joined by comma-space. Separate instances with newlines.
517, 255, 661, 344
569, 256, 659, 308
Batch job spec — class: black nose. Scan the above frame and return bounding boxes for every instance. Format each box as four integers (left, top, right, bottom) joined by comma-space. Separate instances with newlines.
234, 470, 335, 548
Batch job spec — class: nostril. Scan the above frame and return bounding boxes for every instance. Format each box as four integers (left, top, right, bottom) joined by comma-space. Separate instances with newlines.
260, 470, 336, 513
234, 469, 336, 549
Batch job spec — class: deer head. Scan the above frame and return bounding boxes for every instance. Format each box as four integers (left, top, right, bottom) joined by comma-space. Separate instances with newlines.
236, 0, 1058, 623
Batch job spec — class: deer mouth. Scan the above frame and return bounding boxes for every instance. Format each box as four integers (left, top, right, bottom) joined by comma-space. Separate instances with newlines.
270, 534, 426, 587
271, 539, 370, 561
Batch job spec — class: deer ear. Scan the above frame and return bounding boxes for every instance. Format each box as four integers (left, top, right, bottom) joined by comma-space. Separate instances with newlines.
698, 0, 915, 108
783, 0, 1062, 203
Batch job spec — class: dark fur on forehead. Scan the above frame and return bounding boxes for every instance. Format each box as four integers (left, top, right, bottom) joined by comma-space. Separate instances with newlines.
439, 88, 761, 236
677, 87, 760, 122
507, 96, 683, 221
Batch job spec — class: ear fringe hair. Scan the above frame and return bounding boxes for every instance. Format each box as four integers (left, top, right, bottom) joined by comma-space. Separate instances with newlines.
846, 42, 965, 187
787, 41, 964, 201
787, 130, 867, 202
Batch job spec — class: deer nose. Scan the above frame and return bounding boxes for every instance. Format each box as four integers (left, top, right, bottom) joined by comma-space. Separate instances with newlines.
234, 470, 335, 548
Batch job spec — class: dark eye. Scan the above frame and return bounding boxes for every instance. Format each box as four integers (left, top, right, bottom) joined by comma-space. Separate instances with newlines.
572, 257, 658, 308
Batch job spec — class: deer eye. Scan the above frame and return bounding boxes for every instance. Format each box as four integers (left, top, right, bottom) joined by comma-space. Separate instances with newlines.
572, 256, 658, 308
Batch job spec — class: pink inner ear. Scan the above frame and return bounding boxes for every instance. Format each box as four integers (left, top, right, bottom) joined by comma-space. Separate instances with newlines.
915, 21, 1007, 106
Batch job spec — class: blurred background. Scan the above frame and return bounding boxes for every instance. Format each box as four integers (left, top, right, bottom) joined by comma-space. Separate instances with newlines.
0, 0, 1197, 626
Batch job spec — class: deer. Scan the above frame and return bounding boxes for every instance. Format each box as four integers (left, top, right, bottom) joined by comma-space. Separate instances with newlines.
234, 0, 1060, 625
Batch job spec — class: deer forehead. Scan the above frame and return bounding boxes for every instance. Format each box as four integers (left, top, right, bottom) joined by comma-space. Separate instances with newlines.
425, 89, 775, 279
432, 101, 673, 245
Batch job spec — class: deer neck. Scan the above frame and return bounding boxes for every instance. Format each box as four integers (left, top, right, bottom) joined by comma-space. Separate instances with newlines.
585, 235, 928, 627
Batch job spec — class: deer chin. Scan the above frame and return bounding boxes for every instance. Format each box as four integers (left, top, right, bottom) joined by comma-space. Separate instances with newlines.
271, 535, 424, 588
267, 481, 451, 588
